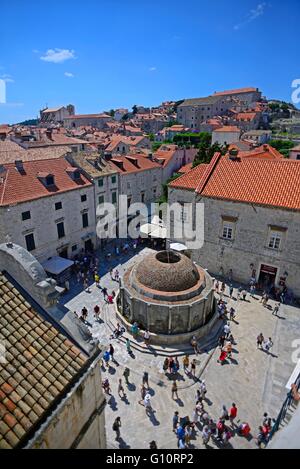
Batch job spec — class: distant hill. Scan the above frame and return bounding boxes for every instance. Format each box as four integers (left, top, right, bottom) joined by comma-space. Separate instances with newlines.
16, 118, 39, 126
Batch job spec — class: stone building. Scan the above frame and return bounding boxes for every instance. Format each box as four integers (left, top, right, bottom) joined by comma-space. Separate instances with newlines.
0, 243, 106, 449
0, 158, 96, 262
177, 87, 262, 130
212, 126, 241, 145
117, 250, 216, 345
168, 149, 300, 297
177, 95, 233, 129
40, 105, 75, 124
289, 144, 300, 160
64, 113, 112, 129
213, 87, 262, 104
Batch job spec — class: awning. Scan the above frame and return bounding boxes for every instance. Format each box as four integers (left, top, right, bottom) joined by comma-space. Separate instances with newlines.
170, 242, 188, 252
140, 216, 167, 239
42, 256, 74, 275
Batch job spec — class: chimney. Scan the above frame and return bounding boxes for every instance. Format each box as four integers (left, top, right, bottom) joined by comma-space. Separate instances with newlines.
263, 144, 269, 151
15, 160, 24, 172
228, 148, 239, 160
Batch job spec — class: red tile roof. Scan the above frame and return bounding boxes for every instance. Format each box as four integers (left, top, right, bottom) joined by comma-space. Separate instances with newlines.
0, 158, 92, 206
235, 112, 257, 122
64, 113, 111, 120
214, 87, 258, 96
195, 153, 300, 210
236, 144, 284, 160
0, 273, 87, 449
169, 164, 209, 191
170, 147, 300, 210
110, 154, 160, 174
213, 126, 241, 133
178, 162, 193, 174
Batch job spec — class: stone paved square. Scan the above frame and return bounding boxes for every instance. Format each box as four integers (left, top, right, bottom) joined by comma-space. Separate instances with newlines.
62, 247, 300, 449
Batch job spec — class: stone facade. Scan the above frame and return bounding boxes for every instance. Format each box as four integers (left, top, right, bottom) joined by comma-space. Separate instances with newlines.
168, 189, 300, 297
0, 185, 96, 262
26, 356, 106, 449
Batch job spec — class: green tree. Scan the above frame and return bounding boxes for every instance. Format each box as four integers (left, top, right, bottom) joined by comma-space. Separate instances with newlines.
132, 105, 138, 115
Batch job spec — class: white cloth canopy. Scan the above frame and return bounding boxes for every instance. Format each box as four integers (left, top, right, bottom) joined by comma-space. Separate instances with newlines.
42, 256, 74, 275
170, 242, 188, 252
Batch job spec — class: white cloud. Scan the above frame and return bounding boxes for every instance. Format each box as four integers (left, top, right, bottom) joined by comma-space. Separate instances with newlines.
149, 66, 157, 72
234, 3, 268, 30
40, 49, 76, 64
64, 72, 74, 78
0, 74, 14, 83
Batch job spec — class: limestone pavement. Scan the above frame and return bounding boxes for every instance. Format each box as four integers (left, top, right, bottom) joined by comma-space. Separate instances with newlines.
63, 248, 300, 449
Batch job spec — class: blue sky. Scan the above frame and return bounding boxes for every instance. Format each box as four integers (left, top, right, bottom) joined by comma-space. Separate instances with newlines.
1, 0, 299, 123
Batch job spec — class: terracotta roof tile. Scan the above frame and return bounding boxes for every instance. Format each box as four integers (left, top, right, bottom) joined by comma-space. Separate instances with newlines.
0, 273, 88, 448
169, 164, 209, 190
197, 153, 300, 210
0, 157, 92, 206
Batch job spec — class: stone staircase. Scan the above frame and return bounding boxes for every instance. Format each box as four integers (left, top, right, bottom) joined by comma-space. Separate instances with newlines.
102, 303, 225, 358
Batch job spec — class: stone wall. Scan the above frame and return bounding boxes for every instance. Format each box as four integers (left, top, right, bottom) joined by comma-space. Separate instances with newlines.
26, 357, 106, 449
0, 185, 96, 262
168, 185, 300, 297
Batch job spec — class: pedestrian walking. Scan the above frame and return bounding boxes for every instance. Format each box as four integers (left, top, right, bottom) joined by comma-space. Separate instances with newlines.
215, 280, 220, 293
256, 426, 267, 449
102, 286, 108, 299
94, 304, 100, 320
199, 380, 207, 400
257, 333, 264, 349
139, 384, 147, 404
123, 367, 130, 385
143, 329, 150, 346
183, 355, 189, 373
224, 322, 231, 338
172, 380, 179, 400
263, 337, 274, 354
229, 403, 238, 425
172, 411, 179, 432
142, 371, 149, 389
110, 268, 113, 279
163, 357, 169, 373
102, 378, 111, 394
218, 349, 227, 365
229, 284, 234, 298
218, 335, 226, 349
226, 342, 232, 359
109, 343, 115, 361
112, 417, 121, 440
221, 282, 226, 294
250, 284, 256, 298
81, 306, 88, 321
103, 350, 110, 368
241, 289, 247, 301
220, 405, 229, 421
191, 336, 199, 354
149, 441, 157, 449
83, 278, 90, 293
217, 419, 226, 440
191, 359, 196, 377
202, 425, 211, 446
272, 303, 280, 316
168, 357, 174, 374
94, 273, 100, 287
126, 338, 132, 354
118, 379, 126, 398
229, 307, 236, 321
144, 393, 152, 414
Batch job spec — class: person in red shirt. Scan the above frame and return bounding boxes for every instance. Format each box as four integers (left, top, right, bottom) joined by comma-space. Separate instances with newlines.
229, 403, 238, 426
